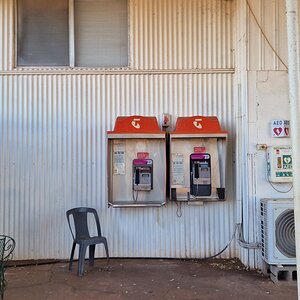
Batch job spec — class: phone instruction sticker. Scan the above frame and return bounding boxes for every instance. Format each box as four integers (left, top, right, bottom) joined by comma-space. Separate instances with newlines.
113, 143, 126, 175
172, 153, 184, 185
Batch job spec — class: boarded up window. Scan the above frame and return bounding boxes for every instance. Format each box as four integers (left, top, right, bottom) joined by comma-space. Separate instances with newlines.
74, 0, 128, 67
17, 0, 69, 66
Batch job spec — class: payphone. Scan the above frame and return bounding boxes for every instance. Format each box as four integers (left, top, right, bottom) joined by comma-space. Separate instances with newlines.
169, 116, 227, 202
133, 159, 153, 191
190, 153, 211, 196
107, 116, 166, 207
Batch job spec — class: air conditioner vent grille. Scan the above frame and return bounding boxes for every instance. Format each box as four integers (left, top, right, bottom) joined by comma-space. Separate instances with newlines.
260, 202, 268, 259
260, 198, 295, 265
275, 209, 295, 258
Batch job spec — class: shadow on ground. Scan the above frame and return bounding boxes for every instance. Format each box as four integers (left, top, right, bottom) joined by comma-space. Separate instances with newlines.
4, 258, 297, 300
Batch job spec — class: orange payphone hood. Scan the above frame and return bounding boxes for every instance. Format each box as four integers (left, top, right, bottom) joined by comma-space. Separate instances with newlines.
107, 115, 164, 135
171, 116, 227, 135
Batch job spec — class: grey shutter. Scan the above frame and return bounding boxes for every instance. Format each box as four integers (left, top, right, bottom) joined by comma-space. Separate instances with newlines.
74, 0, 128, 67
17, 0, 69, 66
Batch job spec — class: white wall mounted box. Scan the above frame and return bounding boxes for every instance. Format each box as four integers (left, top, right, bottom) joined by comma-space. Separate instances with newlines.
267, 146, 293, 183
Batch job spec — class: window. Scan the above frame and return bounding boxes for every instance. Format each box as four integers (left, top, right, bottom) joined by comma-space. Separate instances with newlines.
17, 0, 128, 68
17, 0, 69, 66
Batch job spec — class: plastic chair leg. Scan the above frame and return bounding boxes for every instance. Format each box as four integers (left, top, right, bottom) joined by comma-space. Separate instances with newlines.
69, 242, 76, 271
103, 240, 110, 265
89, 245, 95, 266
78, 244, 87, 276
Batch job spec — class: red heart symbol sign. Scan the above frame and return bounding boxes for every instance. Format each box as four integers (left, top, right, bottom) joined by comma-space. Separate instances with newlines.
273, 127, 282, 136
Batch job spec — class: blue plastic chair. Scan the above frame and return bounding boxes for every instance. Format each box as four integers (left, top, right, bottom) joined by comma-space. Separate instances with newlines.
66, 207, 109, 276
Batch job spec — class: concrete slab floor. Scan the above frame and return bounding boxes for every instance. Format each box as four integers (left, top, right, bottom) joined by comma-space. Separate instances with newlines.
3, 258, 297, 300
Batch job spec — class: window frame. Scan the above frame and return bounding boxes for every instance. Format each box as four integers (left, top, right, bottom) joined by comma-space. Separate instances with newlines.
14, 0, 131, 70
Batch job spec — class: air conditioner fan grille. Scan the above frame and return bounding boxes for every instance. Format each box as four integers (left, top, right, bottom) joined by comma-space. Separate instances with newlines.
275, 209, 295, 258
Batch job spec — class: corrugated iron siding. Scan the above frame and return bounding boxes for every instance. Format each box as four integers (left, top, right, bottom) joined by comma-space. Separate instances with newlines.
1, 74, 235, 259
0, 0, 237, 260
131, 0, 233, 69
247, 0, 288, 71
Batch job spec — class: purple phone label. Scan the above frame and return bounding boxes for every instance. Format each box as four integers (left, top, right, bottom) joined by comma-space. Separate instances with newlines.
133, 159, 153, 165
190, 154, 210, 160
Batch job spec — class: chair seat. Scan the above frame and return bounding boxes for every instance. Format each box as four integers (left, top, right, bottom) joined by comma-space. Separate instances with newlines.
75, 236, 107, 245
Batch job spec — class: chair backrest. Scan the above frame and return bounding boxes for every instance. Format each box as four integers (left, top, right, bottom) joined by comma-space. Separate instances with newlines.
66, 207, 102, 240
0, 235, 15, 262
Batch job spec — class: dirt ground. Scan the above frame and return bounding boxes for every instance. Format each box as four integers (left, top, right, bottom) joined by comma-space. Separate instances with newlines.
3, 258, 298, 300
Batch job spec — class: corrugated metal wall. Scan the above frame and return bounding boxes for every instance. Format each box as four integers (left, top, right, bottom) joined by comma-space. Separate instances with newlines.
247, 0, 288, 71
0, 0, 238, 260
0, 74, 235, 259
131, 0, 233, 69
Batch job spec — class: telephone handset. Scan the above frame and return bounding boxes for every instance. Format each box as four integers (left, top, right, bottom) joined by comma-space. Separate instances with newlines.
133, 159, 153, 191
135, 168, 140, 185
190, 153, 211, 196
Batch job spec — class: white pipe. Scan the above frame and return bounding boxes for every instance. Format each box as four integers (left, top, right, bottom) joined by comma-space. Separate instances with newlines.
285, 0, 300, 297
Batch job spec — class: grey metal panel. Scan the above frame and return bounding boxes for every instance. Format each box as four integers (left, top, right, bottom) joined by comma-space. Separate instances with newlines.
0, 0, 238, 262
74, 0, 128, 67
131, 0, 234, 70
0, 74, 236, 260
0, 0, 235, 71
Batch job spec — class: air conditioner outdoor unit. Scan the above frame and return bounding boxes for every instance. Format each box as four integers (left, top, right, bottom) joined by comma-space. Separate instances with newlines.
260, 198, 295, 265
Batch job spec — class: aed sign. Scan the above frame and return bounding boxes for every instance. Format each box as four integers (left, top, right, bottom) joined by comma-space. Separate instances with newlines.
271, 119, 290, 138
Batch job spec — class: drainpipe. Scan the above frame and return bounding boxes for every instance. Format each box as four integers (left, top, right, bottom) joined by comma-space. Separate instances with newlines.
285, 0, 300, 296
